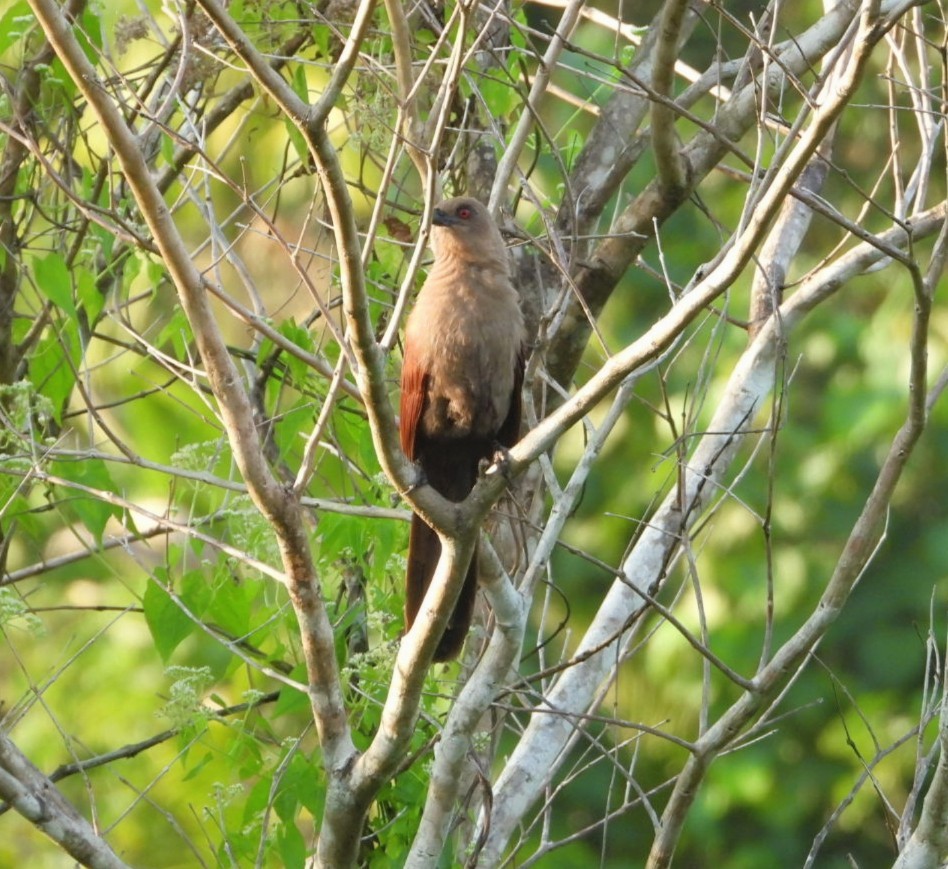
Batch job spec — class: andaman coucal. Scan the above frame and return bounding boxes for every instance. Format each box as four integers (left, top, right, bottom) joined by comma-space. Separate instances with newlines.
399, 197, 526, 661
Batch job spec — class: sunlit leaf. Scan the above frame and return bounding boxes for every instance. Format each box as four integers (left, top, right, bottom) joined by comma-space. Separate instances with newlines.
33, 253, 76, 317
50, 457, 119, 543
144, 572, 195, 662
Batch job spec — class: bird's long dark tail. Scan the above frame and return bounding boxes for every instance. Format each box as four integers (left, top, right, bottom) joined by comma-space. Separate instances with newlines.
405, 515, 478, 662
404, 439, 484, 662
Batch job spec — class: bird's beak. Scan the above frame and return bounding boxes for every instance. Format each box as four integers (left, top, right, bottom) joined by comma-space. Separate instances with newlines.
432, 208, 461, 227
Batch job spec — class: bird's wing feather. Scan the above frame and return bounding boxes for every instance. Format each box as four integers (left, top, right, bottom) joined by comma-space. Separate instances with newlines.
497, 344, 526, 447
399, 336, 428, 460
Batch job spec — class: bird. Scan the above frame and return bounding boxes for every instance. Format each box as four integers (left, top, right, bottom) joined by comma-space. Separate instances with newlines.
399, 196, 526, 661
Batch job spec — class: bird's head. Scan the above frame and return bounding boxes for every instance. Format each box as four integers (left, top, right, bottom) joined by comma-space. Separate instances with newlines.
429, 197, 507, 266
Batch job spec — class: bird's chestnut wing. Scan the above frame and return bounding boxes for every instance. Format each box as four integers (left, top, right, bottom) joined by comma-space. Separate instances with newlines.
399, 335, 428, 460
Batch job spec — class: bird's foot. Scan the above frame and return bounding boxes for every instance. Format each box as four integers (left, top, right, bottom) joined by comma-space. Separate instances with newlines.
482, 445, 514, 480
404, 464, 428, 494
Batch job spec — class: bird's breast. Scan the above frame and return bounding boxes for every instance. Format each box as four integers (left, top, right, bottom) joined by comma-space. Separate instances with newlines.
406, 267, 523, 440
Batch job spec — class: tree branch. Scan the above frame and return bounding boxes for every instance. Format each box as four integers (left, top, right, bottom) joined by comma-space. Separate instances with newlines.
650, 0, 690, 195
0, 730, 130, 869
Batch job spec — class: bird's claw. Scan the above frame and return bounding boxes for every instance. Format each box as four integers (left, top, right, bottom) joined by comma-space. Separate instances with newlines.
404, 464, 428, 494
482, 445, 514, 479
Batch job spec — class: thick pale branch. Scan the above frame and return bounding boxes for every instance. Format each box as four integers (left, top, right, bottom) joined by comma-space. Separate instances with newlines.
0, 731, 130, 869
650, 0, 690, 195
360, 531, 479, 767
748, 144, 833, 334
479, 318, 778, 864
647, 86, 937, 869
893, 704, 948, 868
190, 6, 534, 864
563, 10, 663, 229
406, 536, 530, 864
650, 331, 935, 867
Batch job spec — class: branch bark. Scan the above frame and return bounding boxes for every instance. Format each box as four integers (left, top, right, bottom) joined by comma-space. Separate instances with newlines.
894, 701, 948, 869
0, 731, 130, 869
650, 0, 690, 196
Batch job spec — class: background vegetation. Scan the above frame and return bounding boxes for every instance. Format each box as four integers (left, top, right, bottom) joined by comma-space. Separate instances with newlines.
1, 0, 946, 866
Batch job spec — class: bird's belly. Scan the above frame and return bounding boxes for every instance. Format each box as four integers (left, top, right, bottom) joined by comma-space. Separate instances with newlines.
422, 370, 510, 440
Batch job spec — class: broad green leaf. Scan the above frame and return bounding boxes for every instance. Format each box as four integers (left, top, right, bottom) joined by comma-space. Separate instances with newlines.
374, 237, 407, 280
30, 312, 80, 421
284, 113, 309, 165
76, 266, 104, 322
278, 318, 315, 388
78, 8, 103, 58
145, 256, 166, 290
143, 574, 195, 661
316, 510, 365, 562
206, 570, 253, 637
0, 1, 30, 55
287, 752, 325, 819
273, 402, 313, 460
274, 665, 310, 717
480, 74, 519, 119
33, 252, 76, 317
154, 305, 193, 359
51, 457, 119, 543
291, 64, 309, 101
160, 130, 175, 165
181, 751, 214, 782
180, 568, 214, 619
275, 822, 306, 869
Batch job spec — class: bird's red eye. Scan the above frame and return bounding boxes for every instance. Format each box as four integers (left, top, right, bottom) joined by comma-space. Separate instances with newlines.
457, 206, 472, 219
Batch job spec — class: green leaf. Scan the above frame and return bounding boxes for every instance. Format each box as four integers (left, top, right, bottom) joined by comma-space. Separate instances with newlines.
180, 568, 214, 619
33, 252, 76, 317
51, 457, 118, 543
160, 130, 175, 165
278, 319, 315, 388
155, 305, 193, 359
30, 319, 79, 421
284, 116, 309, 166
374, 237, 407, 280
274, 666, 311, 717
242, 776, 271, 825
145, 256, 166, 290
291, 64, 309, 101
272, 402, 313, 461
181, 751, 214, 782
143, 573, 195, 661
76, 266, 104, 322
317, 511, 365, 562
480, 74, 519, 119
206, 570, 253, 637
78, 7, 104, 58
276, 822, 306, 869
0, 1, 30, 55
